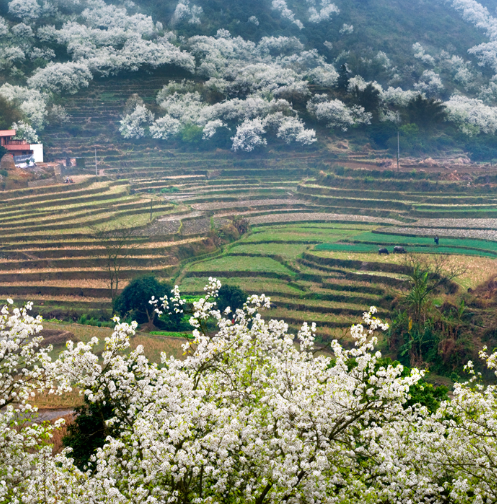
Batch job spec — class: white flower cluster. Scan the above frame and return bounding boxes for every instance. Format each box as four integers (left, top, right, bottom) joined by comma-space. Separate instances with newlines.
3, 281, 497, 501
0, 83, 48, 130
271, 0, 304, 30
339, 23, 354, 35
306, 0, 339, 23
0, 279, 497, 504
413, 42, 436, 66
450, 0, 497, 70
118, 30, 329, 150
414, 69, 444, 95
172, 0, 203, 25
307, 94, 372, 130
445, 94, 497, 135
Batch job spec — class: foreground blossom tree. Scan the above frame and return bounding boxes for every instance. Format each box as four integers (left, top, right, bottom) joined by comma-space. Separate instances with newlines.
51, 279, 427, 503
3, 279, 497, 502
0, 300, 85, 503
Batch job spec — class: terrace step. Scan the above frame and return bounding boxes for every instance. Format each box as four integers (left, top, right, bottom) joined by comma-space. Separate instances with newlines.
0, 266, 177, 282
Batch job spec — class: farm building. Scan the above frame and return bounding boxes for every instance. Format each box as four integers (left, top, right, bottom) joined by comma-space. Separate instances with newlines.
0, 130, 43, 164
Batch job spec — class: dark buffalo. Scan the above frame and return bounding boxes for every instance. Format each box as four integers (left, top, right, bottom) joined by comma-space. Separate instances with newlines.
378, 248, 389, 255
393, 246, 406, 254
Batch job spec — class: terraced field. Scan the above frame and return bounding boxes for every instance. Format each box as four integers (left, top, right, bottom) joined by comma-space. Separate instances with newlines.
4, 98, 497, 337
0, 175, 220, 319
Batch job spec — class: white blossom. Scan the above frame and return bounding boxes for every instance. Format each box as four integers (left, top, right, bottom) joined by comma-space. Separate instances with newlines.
150, 114, 183, 140
413, 42, 436, 65
307, 95, 372, 130
11, 22, 33, 38
12, 121, 39, 143
3, 46, 25, 62
0, 17, 9, 37
231, 117, 267, 151
445, 94, 497, 134
0, 84, 48, 129
202, 119, 227, 139
119, 104, 154, 139
28, 61, 93, 94
339, 23, 354, 35
172, 0, 203, 25
414, 69, 444, 95
8, 0, 41, 20
307, 0, 340, 23
271, 0, 304, 29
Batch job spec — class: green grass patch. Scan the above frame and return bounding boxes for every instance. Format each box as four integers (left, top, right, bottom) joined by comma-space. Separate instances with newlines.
149, 331, 194, 339
251, 223, 376, 232
188, 255, 295, 275
348, 232, 497, 253
230, 243, 311, 259
315, 242, 497, 257
243, 229, 365, 244
179, 276, 304, 295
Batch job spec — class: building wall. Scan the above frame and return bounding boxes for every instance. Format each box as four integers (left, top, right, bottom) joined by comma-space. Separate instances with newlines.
30, 144, 44, 163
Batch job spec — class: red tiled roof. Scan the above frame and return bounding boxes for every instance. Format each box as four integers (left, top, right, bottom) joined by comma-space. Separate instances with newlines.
0, 130, 16, 137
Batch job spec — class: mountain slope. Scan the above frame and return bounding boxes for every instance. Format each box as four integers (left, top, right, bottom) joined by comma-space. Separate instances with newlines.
1, 0, 497, 159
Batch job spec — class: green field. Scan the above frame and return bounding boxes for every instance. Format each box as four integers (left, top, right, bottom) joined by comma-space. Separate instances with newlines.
230, 243, 312, 259
315, 243, 497, 258
315, 232, 497, 257
189, 255, 296, 275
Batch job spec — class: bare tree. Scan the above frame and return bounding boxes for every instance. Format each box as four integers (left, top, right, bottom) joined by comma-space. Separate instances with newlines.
90, 224, 139, 300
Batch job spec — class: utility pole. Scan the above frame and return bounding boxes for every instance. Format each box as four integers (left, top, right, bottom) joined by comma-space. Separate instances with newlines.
95, 148, 98, 176
150, 197, 153, 221
397, 131, 400, 172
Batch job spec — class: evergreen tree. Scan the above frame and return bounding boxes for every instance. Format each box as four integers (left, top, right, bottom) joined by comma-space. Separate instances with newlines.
405, 95, 447, 129
63, 397, 116, 471
217, 284, 247, 314
353, 83, 381, 120
113, 276, 183, 330
336, 64, 351, 91
0, 96, 23, 130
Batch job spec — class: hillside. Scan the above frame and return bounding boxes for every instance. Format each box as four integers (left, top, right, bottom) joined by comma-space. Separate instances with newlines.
1, 0, 497, 382
1, 0, 497, 160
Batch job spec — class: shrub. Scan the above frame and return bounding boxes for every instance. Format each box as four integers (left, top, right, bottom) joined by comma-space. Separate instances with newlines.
180, 123, 203, 144
217, 284, 247, 314
160, 186, 180, 193
113, 276, 184, 330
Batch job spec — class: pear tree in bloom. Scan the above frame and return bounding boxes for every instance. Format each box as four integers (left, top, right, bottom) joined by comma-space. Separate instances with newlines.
2, 278, 497, 500
414, 70, 444, 96
271, 0, 303, 29
445, 94, 497, 135
11, 121, 39, 143
119, 104, 154, 139
307, 94, 372, 131
8, 0, 41, 20
0, 84, 49, 130
28, 61, 93, 94
51, 278, 426, 503
307, 0, 340, 23
0, 300, 86, 503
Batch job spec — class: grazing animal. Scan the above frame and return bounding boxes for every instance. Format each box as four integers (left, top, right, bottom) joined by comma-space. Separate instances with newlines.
393, 246, 406, 254
378, 248, 389, 255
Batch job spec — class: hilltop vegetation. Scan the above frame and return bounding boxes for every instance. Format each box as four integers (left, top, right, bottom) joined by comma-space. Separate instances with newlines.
1, 0, 497, 157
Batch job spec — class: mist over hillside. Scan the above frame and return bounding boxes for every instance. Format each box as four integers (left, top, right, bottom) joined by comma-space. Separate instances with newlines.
1, 0, 497, 157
